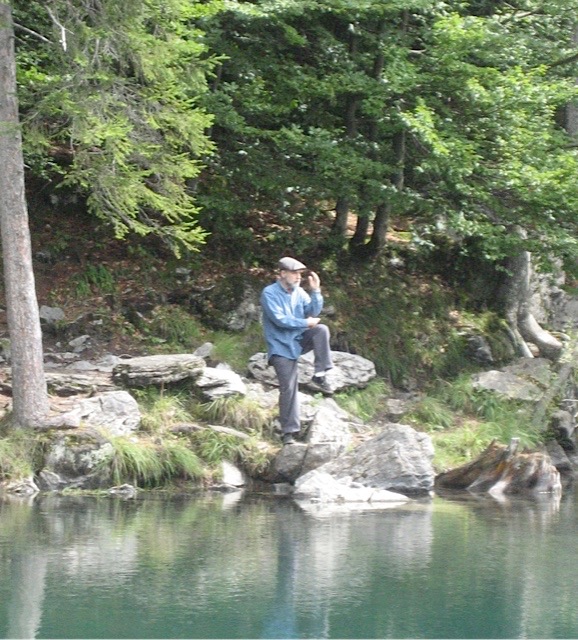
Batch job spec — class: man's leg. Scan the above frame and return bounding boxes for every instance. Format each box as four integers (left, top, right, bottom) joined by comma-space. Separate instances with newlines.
270, 355, 301, 435
301, 324, 333, 374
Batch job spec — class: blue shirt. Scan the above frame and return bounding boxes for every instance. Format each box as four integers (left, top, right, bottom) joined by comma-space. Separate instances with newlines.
261, 281, 323, 360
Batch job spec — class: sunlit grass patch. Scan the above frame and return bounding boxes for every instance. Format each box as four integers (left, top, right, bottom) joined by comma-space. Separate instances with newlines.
105, 435, 205, 487
333, 378, 389, 422
197, 395, 273, 436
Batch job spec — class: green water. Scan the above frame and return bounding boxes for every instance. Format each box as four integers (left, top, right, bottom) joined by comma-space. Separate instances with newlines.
0, 489, 576, 639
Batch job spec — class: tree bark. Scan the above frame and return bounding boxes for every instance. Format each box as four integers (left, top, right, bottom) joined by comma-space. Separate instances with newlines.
331, 196, 350, 236
0, 3, 48, 427
501, 228, 563, 361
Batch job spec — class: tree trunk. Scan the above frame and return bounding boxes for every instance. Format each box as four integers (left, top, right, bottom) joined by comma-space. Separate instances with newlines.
331, 196, 350, 236
332, 26, 359, 238
366, 127, 406, 256
501, 228, 563, 361
0, 3, 48, 428
564, 26, 578, 137
349, 213, 370, 252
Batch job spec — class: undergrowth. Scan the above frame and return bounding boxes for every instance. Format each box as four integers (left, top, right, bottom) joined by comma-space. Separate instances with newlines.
405, 374, 542, 472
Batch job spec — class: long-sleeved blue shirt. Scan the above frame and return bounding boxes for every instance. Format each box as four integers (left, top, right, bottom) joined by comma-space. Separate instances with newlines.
261, 281, 323, 360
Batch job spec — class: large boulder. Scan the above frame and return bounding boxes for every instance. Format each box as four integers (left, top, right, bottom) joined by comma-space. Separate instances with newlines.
471, 357, 553, 402
318, 422, 435, 495
247, 350, 376, 394
39, 429, 115, 490
194, 366, 247, 400
256, 396, 358, 484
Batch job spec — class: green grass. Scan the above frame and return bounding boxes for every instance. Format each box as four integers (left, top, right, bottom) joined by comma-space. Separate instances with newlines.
197, 395, 274, 436
406, 375, 542, 472
135, 389, 194, 434
0, 430, 39, 480
105, 435, 205, 487
333, 378, 389, 422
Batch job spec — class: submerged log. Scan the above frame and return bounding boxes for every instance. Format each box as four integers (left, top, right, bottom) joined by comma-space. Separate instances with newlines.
435, 438, 561, 496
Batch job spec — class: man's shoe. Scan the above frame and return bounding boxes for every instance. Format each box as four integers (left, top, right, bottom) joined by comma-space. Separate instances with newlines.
310, 374, 331, 393
282, 432, 297, 445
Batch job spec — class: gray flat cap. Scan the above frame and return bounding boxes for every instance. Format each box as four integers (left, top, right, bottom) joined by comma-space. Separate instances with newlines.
278, 256, 307, 271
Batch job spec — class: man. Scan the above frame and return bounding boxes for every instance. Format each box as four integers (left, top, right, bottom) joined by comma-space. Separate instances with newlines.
261, 256, 333, 445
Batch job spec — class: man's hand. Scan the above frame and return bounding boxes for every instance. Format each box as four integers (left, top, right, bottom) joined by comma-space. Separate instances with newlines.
307, 271, 321, 290
307, 317, 321, 328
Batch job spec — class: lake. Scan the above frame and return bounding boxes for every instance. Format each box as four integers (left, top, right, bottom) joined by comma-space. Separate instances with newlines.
0, 488, 576, 639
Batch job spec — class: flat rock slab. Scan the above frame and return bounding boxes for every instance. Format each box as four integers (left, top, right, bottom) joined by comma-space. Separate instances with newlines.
112, 354, 205, 387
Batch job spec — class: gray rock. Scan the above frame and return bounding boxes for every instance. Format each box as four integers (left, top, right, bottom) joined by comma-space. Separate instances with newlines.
46, 391, 141, 435
112, 353, 205, 387
472, 370, 543, 402
247, 350, 376, 394
39, 305, 65, 325
220, 461, 246, 488
194, 367, 247, 399
68, 335, 91, 353
319, 423, 435, 495
293, 470, 409, 504
43, 432, 114, 490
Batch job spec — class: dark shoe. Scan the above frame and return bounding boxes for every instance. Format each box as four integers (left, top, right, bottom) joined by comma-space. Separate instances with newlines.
310, 375, 331, 393
282, 432, 297, 445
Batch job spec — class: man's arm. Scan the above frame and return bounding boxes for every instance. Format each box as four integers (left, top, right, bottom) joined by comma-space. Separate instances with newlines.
261, 288, 309, 329
304, 271, 323, 318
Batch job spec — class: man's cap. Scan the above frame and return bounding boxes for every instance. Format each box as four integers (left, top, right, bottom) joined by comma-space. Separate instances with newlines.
278, 256, 307, 271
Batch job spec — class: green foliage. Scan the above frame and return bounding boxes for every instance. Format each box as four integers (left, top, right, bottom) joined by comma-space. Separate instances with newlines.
136, 389, 193, 434
333, 378, 389, 423
188, 428, 245, 466
330, 264, 470, 384
0, 430, 39, 480
211, 323, 264, 373
143, 305, 206, 350
197, 395, 273, 436
15, 0, 220, 255
72, 264, 117, 297
406, 374, 542, 471
105, 435, 205, 487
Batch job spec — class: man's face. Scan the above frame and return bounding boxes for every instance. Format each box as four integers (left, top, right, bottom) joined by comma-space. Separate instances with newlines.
280, 269, 303, 289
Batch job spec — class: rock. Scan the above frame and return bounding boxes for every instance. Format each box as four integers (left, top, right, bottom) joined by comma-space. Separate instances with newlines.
472, 371, 543, 402
319, 423, 435, 495
465, 334, 494, 364
549, 410, 575, 451
39, 305, 65, 326
112, 353, 205, 387
247, 350, 376, 394
108, 484, 137, 499
44, 371, 116, 396
42, 430, 115, 490
194, 367, 247, 399
435, 438, 562, 496
545, 441, 574, 485
193, 342, 215, 359
293, 470, 409, 504
45, 390, 141, 435
220, 461, 246, 488
68, 334, 91, 353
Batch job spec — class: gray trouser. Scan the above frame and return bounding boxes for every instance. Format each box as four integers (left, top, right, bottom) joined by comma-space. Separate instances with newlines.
270, 324, 333, 434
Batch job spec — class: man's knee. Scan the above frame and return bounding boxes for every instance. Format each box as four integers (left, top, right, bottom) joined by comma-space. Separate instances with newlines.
314, 323, 330, 340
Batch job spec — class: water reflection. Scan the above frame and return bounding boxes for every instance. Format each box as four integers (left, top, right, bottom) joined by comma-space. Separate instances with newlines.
0, 489, 574, 639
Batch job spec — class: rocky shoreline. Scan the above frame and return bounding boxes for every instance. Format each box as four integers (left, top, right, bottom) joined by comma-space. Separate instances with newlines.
0, 337, 574, 509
